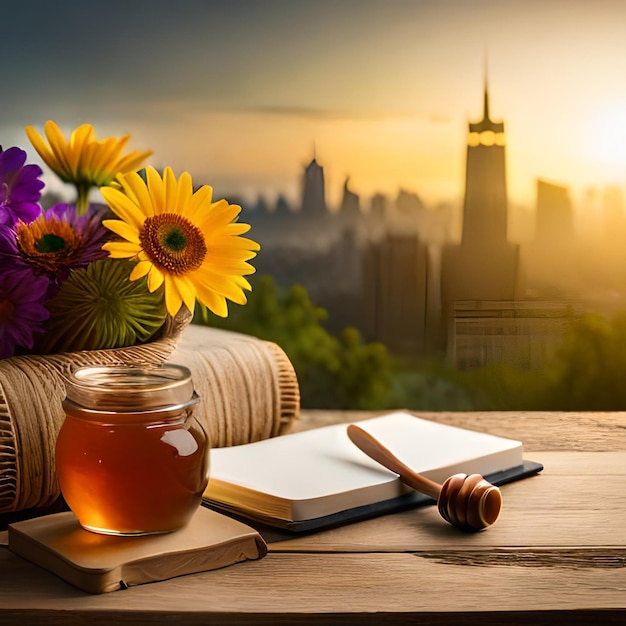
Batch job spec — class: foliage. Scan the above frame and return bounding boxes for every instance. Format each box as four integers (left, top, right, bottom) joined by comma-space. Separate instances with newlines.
450, 362, 548, 410
385, 357, 476, 411
538, 312, 626, 410
200, 280, 626, 411
196, 275, 392, 409
401, 311, 626, 411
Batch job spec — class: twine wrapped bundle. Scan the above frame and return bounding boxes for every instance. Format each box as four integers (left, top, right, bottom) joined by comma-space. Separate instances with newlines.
0, 318, 299, 514
169, 324, 300, 449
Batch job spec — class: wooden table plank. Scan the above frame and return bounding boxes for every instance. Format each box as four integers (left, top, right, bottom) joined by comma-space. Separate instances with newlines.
267, 451, 626, 551
1, 411, 625, 625
0, 550, 624, 624
297, 410, 626, 452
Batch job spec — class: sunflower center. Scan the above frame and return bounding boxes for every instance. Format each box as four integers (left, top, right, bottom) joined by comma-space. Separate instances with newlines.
139, 213, 207, 275
164, 227, 188, 252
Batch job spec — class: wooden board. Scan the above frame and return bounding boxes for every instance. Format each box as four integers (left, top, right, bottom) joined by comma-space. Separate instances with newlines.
7, 506, 267, 593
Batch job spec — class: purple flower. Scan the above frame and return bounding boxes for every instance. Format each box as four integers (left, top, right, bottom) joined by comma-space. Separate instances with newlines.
0, 203, 111, 290
0, 147, 44, 227
0, 268, 50, 358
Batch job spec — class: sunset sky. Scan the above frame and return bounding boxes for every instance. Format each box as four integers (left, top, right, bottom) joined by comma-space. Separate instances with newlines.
2, 0, 625, 210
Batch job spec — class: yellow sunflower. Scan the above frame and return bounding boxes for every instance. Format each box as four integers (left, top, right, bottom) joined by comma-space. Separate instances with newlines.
101, 166, 260, 318
25, 120, 153, 215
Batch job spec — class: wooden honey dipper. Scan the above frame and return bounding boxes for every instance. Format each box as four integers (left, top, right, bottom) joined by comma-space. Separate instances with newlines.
346, 424, 503, 532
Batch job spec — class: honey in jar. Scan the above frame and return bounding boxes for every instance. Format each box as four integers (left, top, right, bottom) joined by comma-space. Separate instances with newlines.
56, 363, 209, 536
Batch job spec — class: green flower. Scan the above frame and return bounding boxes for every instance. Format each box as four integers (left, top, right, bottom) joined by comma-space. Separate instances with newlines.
38, 258, 166, 353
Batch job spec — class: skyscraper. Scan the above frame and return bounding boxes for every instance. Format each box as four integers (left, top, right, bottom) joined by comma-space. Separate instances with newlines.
300, 155, 327, 215
461, 82, 507, 247
534, 179, 574, 244
363, 233, 429, 355
440, 77, 522, 351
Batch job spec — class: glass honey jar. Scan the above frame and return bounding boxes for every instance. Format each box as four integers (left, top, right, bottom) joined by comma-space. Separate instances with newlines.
56, 363, 209, 536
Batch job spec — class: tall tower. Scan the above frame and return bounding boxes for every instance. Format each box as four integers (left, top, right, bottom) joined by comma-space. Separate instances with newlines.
462, 79, 507, 246
300, 151, 327, 215
440, 75, 522, 354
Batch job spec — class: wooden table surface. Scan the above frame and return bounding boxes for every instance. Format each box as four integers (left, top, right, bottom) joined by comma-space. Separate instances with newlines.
1, 410, 625, 625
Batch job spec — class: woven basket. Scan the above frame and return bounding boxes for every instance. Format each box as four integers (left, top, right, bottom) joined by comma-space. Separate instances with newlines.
0, 313, 300, 515
0, 311, 192, 513
168, 324, 300, 448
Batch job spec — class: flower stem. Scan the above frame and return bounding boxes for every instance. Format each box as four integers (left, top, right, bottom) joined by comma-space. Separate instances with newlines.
76, 184, 91, 215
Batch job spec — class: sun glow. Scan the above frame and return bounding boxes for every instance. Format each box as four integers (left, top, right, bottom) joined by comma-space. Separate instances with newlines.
586, 103, 626, 171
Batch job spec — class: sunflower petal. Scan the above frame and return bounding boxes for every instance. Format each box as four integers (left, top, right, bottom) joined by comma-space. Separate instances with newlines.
206, 236, 262, 253
24, 125, 64, 177
146, 167, 165, 214
90, 137, 127, 185
174, 274, 198, 314
43, 120, 73, 178
203, 255, 258, 275
163, 274, 184, 316
204, 271, 249, 303
211, 199, 242, 222
223, 222, 253, 236
162, 166, 179, 215
116, 149, 154, 174
102, 219, 140, 244
130, 260, 152, 280
147, 265, 165, 291
102, 240, 142, 258
101, 188, 146, 230
232, 275, 253, 291
195, 281, 229, 317
25, 120, 151, 193
68, 124, 94, 179
175, 171, 194, 215
186, 184, 213, 220
118, 170, 154, 215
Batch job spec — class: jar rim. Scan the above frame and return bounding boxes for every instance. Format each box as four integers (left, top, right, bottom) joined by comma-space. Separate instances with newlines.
64, 363, 195, 411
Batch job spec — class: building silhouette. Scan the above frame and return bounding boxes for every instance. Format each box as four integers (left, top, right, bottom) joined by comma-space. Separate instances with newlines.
522, 179, 578, 299
534, 179, 574, 243
240, 73, 605, 368
441, 77, 522, 355
364, 233, 429, 355
301, 155, 327, 215
336, 176, 368, 247
450, 300, 581, 369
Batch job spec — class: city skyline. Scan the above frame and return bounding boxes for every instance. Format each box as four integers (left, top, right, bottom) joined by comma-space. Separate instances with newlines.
2, 0, 625, 210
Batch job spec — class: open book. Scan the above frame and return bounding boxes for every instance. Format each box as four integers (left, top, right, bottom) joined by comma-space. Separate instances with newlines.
203, 411, 542, 531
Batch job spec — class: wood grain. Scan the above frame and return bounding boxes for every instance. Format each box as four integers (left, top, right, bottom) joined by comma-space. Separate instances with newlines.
0, 411, 625, 625
266, 451, 626, 551
297, 410, 626, 452
0, 551, 624, 625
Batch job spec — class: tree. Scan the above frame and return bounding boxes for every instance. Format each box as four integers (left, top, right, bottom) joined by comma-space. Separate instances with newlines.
195, 275, 392, 409
541, 312, 626, 410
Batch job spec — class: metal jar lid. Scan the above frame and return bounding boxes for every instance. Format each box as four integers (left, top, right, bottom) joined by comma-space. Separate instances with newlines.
63, 363, 195, 412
